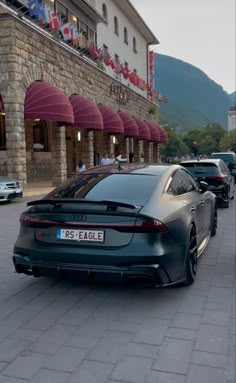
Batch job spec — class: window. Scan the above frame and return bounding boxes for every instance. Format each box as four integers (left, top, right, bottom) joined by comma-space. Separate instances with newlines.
102, 3, 107, 21
115, 54, 120, 64
48, 174, 158, 206
57, 1, 68, 24
133, 37, 137, 52
114, 16, 119, 35
167, 169, 197, 195
79, 20, 88, 39
0, 113, 6, 150
33, 121, 48, 152
124, 27, 128, 44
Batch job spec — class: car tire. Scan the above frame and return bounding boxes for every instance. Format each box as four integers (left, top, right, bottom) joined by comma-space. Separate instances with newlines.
210, 208, 217, 237
223, 190, 230, 208
183, 226, 198, 286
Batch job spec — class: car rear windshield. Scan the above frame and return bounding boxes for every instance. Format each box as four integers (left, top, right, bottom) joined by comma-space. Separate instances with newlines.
46, 173, 159, 206
210, 153, 235, 163
182, 163, 220, 176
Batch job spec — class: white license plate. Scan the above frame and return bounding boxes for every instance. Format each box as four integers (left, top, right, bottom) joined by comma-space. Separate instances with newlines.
57, 229, 104, 242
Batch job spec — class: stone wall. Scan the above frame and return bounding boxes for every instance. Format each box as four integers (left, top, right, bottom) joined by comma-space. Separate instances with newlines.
0, 15, 160, 184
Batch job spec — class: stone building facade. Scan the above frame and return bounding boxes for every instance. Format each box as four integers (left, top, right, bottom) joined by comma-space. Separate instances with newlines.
0, 5, 162, 187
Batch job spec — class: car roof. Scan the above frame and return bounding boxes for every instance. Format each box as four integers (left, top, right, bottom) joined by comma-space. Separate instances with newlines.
180, 159, 221, 165
82, 163, 175, 176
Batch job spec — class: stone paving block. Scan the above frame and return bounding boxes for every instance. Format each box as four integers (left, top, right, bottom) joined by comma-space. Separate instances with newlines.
177, 295, 206, 315
8, 329, 42, 342
0, 362, 7, 372
0, 376, 27, 383
145, 370, 185, 383
44, 346, 88, 372
133, 318, 169, 345
171, 313, 201, 330
166, 327, 198, 341
125, 342, 159, 359
207, 287, 233, 304
22, 317, 55, 331
227, 335, 235, 383
0, 339, 30, 363
1, 354, 48, 380
28, 368, 70, 383
110, 355, 153, 383
87, 330, 133, 364
67, 360, 114, 383
152, 338, 194, 374
65, 334, 99, 350
0, 327, 17, 343
28, 324, 76, 355
192, 350, 227, 369
194, 324, 228, 354
201, 310, 231, 326
186, 363, 226, 383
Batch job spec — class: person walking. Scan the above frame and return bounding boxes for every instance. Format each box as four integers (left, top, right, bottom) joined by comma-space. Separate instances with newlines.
76, 160, 86, 173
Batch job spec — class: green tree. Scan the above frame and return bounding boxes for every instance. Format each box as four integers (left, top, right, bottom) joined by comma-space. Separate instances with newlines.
197, 123, 225, 154
183, 129, 201, 155
220, 129, 236, 152
159, 125, 188, 158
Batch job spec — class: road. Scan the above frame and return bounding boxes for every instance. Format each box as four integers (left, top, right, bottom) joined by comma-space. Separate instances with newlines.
0, 196, 235, 383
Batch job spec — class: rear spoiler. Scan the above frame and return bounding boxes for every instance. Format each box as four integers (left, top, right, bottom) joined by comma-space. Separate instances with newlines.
27, 198, 137, 210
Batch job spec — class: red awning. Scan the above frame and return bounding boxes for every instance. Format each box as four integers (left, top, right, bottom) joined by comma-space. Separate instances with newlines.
118, 112, 139, 137
24, 81, 74, 124
145, 121, 160, 142
158, 126, 168, 143
134, 118, 151, 140
98, 105, 124, 134
69, 95, 103, 130
0, 95, 4, 113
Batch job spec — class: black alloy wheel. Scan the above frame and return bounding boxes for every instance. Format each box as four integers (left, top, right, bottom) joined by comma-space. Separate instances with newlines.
210, 208, 217, 237
183, 227, 198, 286
223, 189, 230, 208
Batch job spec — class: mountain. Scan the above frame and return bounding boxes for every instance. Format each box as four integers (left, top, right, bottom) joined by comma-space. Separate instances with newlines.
154, 53, 233, 132
229, 91, 236, 106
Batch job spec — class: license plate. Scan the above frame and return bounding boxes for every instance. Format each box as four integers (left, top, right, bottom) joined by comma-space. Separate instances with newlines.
57, 229, 104, 242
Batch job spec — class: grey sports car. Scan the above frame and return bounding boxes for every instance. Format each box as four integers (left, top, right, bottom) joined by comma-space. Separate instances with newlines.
13, 164, 217, 286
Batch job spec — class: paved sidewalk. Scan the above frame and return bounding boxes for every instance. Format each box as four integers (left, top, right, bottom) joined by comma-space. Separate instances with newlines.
23, 181, 54, 198
0, 197, 235, 383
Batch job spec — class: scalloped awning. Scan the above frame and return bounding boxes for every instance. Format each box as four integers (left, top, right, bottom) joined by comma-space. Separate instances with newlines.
69, 95, 103, 130
24, 81, 74, 124
98, 105, 124, 134
118, 112, 139, 137
134, 118, 151, 140
145, 121, 160, 142
158, 126, 168, 143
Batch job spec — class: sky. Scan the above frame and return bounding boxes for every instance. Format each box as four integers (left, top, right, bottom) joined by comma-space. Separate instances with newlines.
131, 0, 236, 94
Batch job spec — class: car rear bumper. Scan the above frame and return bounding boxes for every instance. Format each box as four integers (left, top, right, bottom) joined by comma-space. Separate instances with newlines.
12, 254, 182, 287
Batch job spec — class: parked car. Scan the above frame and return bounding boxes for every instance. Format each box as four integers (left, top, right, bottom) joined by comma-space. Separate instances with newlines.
0, 176, 23, 202
13, 164, 217, 287
209, 152, 236, 182
180, 159, 234, 208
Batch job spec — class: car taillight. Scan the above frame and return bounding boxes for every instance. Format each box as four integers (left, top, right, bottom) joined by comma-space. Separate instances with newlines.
20, 215, 56, 227
117, 219, 168, 233
207, 176, 225, 182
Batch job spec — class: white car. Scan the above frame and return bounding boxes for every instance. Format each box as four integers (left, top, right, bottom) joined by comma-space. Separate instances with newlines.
0, 176, 23, 202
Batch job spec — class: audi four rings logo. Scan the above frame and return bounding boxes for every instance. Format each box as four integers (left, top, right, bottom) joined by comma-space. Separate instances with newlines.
69, 215, 87, 222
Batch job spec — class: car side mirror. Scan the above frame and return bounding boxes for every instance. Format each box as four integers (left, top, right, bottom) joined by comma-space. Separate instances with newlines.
199, 181, 209, 193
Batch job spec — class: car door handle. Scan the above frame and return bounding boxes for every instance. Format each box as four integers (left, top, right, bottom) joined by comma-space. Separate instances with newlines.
200, 200, 205, 205
190, 206, 196, 213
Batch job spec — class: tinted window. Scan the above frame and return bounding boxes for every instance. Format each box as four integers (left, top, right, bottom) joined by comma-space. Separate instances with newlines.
181, 162, 220, 177
47, 174, 158, 206
180, 169, 199, 190
167, 170, 195, 195
210, 153, 235, 164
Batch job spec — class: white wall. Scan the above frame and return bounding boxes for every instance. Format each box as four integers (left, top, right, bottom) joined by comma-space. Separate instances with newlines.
95, 0, 148, 97
228, 112, 236, 131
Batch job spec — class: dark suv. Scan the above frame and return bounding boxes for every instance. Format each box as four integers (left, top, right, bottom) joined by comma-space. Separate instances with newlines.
180, 159, 234, 208
210, 152, 236, 182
